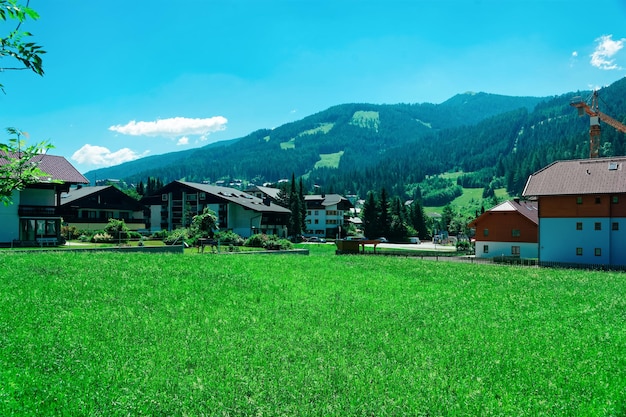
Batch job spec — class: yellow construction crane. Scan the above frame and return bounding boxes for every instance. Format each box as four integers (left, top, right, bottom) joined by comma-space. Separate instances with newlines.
570, 90, 626, 158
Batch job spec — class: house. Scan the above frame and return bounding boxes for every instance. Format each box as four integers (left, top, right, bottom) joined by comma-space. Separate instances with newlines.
58, 185, 147, 232
0, 154, 89, 246
304, 194, 353, 238
140, 181, 291, 237
522, 157, 626, 267
468, 199, 539, 259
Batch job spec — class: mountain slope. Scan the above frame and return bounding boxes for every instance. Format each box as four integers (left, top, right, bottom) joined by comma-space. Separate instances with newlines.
83, 77, 626, 200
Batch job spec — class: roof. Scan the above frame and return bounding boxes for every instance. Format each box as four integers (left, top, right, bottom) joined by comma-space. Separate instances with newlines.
245, 185, 282, 200
0, 152, 89, 184
304, 194, 353, 208
469, 199, 538, 227
59, 185, 145, 210
523, 157, 626, 197
177, 181, 291, 214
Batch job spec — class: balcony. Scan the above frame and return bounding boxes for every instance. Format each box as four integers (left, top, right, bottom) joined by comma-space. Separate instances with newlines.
18, 205, 58, 217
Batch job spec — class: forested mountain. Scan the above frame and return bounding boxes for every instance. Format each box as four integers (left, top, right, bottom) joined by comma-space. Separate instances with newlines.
85, 77, 626, 202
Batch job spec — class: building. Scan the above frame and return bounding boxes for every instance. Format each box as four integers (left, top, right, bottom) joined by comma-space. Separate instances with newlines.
469, 199, 538, 259
0, 154, 89, 246
522, 157, 626, 267
140, 181, 291, 237
304, 194, 353, 238
58, 185, 147, 232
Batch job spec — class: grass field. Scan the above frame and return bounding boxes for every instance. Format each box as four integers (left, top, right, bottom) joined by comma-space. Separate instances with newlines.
1, 246, 625, 415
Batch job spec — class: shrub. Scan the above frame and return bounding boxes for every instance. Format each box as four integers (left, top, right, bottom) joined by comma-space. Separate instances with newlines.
91, 233, 114, 243
163, 228, 189, 245
104, 219, 130, 243
61, 225, 81, 240
216, 231, 244, 246
244, 234, 293, 250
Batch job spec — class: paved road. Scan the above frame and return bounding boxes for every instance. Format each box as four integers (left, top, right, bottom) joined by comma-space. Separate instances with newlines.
369, 241, 458, 252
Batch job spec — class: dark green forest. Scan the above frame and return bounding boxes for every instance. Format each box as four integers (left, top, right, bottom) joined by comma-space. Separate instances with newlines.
86, 77, 626, 205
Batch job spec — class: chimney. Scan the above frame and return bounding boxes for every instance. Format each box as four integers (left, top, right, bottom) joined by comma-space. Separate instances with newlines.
263, 197, 271, 206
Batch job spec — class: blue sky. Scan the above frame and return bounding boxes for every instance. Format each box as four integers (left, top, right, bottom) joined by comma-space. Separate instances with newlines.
1, 0, 626, 174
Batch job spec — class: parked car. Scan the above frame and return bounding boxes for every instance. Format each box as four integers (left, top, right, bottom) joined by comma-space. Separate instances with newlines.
376, 237, 388, 243
308, 236, 326, 243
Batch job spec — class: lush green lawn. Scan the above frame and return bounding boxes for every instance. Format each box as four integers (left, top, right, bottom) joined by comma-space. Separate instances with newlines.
1, 248, 625, 415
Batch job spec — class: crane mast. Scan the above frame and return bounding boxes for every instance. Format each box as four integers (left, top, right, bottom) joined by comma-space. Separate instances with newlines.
570, 90, 626, 158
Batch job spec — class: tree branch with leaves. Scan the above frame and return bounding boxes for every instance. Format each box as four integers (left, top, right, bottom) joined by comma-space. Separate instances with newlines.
0, 0, 45, 93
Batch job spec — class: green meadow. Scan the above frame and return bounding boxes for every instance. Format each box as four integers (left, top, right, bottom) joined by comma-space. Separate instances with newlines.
1, 246, 625, 416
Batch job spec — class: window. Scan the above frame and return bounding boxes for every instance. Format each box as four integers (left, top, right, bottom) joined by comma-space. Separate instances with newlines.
595, 197, 601, 204
483, 228, 489, 237
162, 193, 168, 201
613, 222, 619, 231
576, 247, 583, 256
483, 245, 489, 254
595, 222, 602, 231
314, 210, 319, 216
512, 229, 520, 237
595, 248, 602, 257
612, 196, 619, 204
186, 194, 197, 201
511, 246, 520, 256
314, 219, 319, 224
576, 222, 583, 230
576, 197, 583, 204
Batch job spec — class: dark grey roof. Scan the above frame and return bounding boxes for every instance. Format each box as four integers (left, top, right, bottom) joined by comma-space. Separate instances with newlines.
523, 157, 626, 197
178, 181, 291, 214
60, 186, 109, 204
304, 194, 352, 207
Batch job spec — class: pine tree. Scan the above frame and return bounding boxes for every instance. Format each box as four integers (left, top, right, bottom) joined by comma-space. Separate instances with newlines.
361, 191, 378, 238
378, 188, 391, 238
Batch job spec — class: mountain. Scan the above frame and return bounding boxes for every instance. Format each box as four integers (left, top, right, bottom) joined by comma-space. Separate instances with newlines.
84, 77, 626, 201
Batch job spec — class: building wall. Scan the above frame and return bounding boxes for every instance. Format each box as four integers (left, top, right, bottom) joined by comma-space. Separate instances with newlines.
472, 212, 537, 244
305, 205, 344, 237
0, 190, 20, 243
474, 241, 538, 259
20, 188, 55, 206
539, 217, 616, 265
539, 195, 626, 218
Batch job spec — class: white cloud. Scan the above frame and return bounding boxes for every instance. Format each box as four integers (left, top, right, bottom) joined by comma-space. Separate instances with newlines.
71, 144, 149, 167
177, 136, 190, 146
108, 116, 228, 138
590, 35, 625, 70
571, 51, 578, 57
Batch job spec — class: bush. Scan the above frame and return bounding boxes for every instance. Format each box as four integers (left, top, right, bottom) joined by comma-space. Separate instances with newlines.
104, 219, 130, 243
215, 231, 244, 246
163, 228, 189, 245
91, 233, 114, 243
244, 234, 293, 250
61, 225, 81, 240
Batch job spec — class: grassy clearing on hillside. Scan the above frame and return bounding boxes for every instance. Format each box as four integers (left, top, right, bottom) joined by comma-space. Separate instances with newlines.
1, 250, 625, 415
314, 151, 345, 169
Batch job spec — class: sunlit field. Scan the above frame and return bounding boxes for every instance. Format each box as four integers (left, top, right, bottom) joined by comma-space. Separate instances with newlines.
1, 247, 625, 415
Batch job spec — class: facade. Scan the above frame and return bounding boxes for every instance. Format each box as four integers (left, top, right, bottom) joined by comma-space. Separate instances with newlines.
0, 154, 89, 246
58, 185, 147, 232
469, 199, 538, 259
522, 157, 626, 267
304, 194, 353, 238
140, 181, 291, 238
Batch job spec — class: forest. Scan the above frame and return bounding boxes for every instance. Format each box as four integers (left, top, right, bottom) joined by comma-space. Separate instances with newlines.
86, 77, 626, 208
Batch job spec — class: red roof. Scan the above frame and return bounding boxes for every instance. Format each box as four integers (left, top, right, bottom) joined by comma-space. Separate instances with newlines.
0, 152, 89, 184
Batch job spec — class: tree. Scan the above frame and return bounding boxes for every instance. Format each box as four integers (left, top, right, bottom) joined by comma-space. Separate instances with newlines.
104, 218, 130, 243
1, 0, 45, 93
0, 127, 53, 205
361, 191, 378, 238
0, 2, 49, 205
190, 207, 218, 238
378, 187, 391, 237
